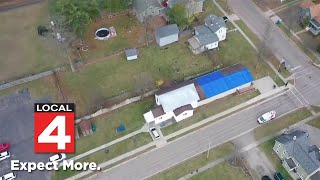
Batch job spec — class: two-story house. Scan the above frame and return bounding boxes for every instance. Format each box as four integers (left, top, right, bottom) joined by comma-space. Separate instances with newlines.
187, 14, 227, 54
299, 0, 320, 35
273, 130, 320, 180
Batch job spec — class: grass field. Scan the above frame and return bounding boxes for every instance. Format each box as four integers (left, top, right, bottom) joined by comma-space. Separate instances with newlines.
52, 133, 152, 180
254, 107, 312, 140
259, 139, 293, 180
0, 1, 68, 81
0, 76, 63, 102
190, 161, 248, 180
151, 142, 234, 180
71, 98, 154, 157
162, 90, 260, 136
307, 117, 320, 129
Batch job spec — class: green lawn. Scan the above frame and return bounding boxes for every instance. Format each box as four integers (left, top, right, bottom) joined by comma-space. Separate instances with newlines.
162, 90, 260, 136
190, 162, 248, 180
0, 1, 68, 81
198, 0, 224, 21
307, 117, 320, 129
254, 108, 312, 140
52, 133, 153, 180
151, 142, 234, 180
235, 20, 261, 47
259, 139, 293, 180
71, 98, 154, 157
215, 0, 233, 15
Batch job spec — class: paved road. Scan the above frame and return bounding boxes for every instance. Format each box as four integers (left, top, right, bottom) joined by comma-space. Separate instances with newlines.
92, 93, 299, 180
228, 0, 320, 107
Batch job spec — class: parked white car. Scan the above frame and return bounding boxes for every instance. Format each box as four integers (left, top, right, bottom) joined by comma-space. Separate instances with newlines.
0, 172, 16, 180
0, 151, 10, 162
257, 111, 276, 124
48, 153, 67, 163
150, 127, 160, 139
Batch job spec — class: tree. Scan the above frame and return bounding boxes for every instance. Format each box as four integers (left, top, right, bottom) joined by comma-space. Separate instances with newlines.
52, 0, 100, 38
255, 23, 273, 70
168, 4, 188, 27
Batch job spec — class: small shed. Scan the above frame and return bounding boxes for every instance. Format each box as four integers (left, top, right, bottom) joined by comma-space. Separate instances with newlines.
124, 48, 138, 61
79, 121, 93, 136
155, 24, 179, 47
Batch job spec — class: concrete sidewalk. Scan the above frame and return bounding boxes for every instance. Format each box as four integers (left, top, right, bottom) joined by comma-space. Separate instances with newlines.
178, 114, 320, 180
70, 123, 149, 162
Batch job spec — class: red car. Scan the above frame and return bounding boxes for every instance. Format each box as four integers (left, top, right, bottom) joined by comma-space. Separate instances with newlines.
0, 142, 10, 152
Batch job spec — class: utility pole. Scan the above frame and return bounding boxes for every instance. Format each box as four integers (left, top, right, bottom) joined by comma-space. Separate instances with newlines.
206, 140, 211, 159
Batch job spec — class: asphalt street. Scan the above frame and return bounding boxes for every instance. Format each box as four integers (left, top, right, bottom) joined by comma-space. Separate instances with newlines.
228, 0, 320, 107
93, 93, 299, 180
0, 90, 51, 180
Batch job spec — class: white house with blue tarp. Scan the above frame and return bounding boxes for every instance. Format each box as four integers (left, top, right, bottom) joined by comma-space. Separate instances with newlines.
143, 64, 254, 125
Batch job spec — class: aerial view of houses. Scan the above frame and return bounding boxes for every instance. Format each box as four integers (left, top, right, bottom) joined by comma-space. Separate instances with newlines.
1, 0, 320, 180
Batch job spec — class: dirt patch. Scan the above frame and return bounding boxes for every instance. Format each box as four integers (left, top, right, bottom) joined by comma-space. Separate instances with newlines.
253, 0, 293, 11
146, 16, 167, 41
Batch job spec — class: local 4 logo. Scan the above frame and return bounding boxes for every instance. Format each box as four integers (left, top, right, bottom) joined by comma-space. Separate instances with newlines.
34, 103, 75, 153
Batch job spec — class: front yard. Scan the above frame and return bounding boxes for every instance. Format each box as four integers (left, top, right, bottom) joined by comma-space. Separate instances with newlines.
190, 161, 249, 180
254, 107, 312, 140
259, 139, 292, 180
150, 142, 235, 180
71, 98, 154, 157
52, 132, 153, 180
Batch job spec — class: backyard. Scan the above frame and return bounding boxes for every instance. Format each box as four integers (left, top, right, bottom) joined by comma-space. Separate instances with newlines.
0, 1, 68, 81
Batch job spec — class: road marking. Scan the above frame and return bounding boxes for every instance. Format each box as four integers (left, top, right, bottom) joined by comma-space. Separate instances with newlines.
293, 87, 310, 105
290, 66, 302, 71
289, 89, 305, 106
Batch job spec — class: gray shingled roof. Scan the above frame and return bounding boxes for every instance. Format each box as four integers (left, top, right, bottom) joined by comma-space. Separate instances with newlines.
276, 130, 320, 174
204, 14, 227, 33
194, 25, 212, 35
133, 0, 161, 14
195, 33, 219, 46
124, 48, 138, 57
156, 24, 179, 39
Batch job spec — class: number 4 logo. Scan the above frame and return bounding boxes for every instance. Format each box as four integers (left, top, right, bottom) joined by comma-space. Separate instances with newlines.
34, 103, 75, 153
38, 116, 71, 150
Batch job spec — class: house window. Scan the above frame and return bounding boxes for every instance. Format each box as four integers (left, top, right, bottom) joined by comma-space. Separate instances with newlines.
278, 144, 281, 148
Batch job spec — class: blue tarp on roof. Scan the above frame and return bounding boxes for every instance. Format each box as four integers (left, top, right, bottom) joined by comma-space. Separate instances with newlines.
196, 68, 254, 98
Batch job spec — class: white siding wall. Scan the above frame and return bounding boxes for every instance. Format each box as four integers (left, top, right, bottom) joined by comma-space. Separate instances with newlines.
159, 33, 179, 47
215, 27, 227, 41
174, 110, 194, 122
204, 41, 219, 50
191, 101, 198, 108
198, 82, 251, 106
155, 111, 174, 124
127, 55, 138, 61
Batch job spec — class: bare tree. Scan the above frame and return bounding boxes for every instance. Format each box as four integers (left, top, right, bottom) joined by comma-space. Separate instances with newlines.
255, 23, 273, 70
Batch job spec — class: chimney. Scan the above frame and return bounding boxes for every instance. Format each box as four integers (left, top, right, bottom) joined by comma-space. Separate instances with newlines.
293, 136, 297, 141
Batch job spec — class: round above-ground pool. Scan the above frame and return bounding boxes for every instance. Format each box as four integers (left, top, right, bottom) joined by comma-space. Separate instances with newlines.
95, 28, 110, 40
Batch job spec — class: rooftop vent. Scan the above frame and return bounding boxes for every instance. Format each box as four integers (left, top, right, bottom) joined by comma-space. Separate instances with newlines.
293, 136, 297, 141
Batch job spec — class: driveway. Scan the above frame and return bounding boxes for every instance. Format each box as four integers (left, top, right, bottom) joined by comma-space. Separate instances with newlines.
232, 132, 275, 179
0, 90, 51, 180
